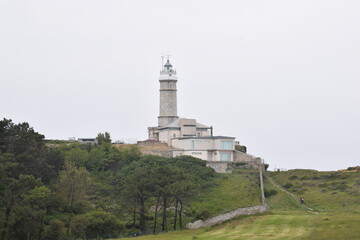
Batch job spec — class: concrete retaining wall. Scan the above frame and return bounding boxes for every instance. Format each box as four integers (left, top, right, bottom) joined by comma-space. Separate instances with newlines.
140, 150, 174, 158
206, 162, 230, 173
234, 151, 263, 169
186, 204, 268, 229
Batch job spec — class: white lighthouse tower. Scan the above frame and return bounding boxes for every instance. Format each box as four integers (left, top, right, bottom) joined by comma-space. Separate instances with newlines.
158, 58, 179, 127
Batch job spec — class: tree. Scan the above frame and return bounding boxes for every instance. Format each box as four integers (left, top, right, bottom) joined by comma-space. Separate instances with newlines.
171, 176, 196, 230
55, 160, 92, 235
154, 165, 178, 232
0, 118, 52, 182
117, 155, 215, 234
24, 186, 51, 240
87, 148, 107, 171
0, 119, 53, 240
71, 211, 122, 240
119, 145, 142, 164
64, 148, 89, 168
96, 132, 111, 145
0, 173, 42, 240
120, 165, 155, 234
45, 148, 65, 173
44, 219, 65, 240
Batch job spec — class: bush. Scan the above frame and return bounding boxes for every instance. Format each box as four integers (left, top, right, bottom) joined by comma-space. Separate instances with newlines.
328, 182, 349, 191
235, 145, 247, 153
195, 210, 212, 220
235, 162, 247, 166
291, 186, 307, 195
71, 211, 123, 239
264, 189, 278, 198
289, 175, 298, 180
44, 219, 65, 240
347, 166, 360, 171
283, 183, 293, 189
264, 164, 269, 170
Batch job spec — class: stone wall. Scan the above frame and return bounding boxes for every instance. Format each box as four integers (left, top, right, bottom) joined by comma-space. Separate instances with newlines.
136, 141, 175, 157
136, 141, 169, 148
186, 204, 268, 229
234, 151, 263, 169
140, 150, 174, 158
206, 162, 230, 173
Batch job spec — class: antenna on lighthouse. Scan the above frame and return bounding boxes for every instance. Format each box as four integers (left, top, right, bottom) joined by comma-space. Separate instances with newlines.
161, 55, 164, 70
165, 53, 171, 61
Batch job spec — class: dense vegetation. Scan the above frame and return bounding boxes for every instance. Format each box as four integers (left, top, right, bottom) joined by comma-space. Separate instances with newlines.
0, 118, 220, 239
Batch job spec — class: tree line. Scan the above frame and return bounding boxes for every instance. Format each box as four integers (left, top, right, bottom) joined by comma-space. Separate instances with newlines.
0, 118, 215, 239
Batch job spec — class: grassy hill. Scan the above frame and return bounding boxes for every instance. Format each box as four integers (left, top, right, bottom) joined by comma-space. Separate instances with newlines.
115, 169, 360, 240
187, 169, 262, 220
115, 213, 360, 240
268, 169, 360, 213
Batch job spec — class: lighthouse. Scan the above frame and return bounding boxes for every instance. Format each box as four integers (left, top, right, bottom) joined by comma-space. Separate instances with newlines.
145, 57, 261, 174
158, 59, 179, 127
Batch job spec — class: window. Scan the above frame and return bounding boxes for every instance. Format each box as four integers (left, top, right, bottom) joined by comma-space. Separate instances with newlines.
220, 153, 231, 161
221, 141, 233, 149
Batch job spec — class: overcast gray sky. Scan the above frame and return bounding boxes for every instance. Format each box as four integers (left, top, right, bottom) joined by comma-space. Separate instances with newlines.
1, 0, 359, 171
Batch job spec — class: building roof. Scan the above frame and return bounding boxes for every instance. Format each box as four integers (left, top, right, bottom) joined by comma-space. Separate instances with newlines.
158, 118, 210, 130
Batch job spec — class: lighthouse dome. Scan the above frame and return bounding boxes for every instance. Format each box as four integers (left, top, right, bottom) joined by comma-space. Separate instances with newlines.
164, 60, 172, 69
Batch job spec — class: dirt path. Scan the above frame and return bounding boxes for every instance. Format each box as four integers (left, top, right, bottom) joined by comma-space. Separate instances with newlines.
265, 175, 318, 214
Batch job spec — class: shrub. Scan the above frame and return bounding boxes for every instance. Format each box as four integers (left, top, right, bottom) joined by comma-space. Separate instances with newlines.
328, 182, 349, 191
71, 211, 123, 239
235, 145, 247, 153
347, 166, 360, 171
291, 186, 307, 195
353, 180, 360, 186
264, 189, 278, 198
289, 175, 298, 180
195, 210, 212, 220
44, 219, 65, 240
235, 162, 247, 166
283, 183, 293, 189
264, 164, 269, 170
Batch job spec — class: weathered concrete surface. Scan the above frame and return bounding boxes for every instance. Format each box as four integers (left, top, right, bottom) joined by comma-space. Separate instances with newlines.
186, 204, 268, 229
233, 151, 263, 169
206, 162, 230, 173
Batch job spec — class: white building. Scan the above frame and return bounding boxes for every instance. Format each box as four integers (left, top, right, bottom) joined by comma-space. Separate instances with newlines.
172, 136, 235, 162
148, 58, 237, 163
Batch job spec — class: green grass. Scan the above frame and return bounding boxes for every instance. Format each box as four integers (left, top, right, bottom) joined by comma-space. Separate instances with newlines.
112, 169, 360, 240
115, 213, 360, 240
269, 169, 360, 213
188, 169, 262, 219
263, 176, 302, 212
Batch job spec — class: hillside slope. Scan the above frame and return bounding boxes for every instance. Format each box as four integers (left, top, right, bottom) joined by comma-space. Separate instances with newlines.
188, 169, 262, 221
116, 169, 360, 240
268, 169, 360, 212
